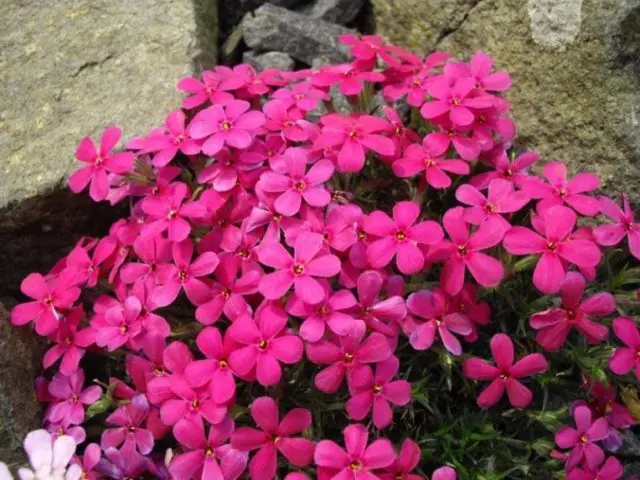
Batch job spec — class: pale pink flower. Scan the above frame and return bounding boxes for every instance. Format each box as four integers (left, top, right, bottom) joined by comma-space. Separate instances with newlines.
231, 396, 315, 480
503, 205, 602, 294
529, 273, 613, 351
463, 333, 548, 409
16, 430, 81, 480
314, 424, 396, 480
257, 148, 334, 217
346, 356, 411, 429
364, 201, 443, 275
188, 100, 266, 155
257, 232, 341, 305
68, 127, 134, 201
227, 306, 303, 386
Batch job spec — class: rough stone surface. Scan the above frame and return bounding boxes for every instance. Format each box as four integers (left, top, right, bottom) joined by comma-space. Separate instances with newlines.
372, 0, 640, 199
0, 302, 44, 468
301, 0, 365, 25
242, 3, 353, 65
0, 0, 216, 217
243, 51, 296, 71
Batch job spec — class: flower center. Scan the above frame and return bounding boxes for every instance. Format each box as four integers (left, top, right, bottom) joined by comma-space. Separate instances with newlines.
358, 230, 367, 241
191, 399, 200, 409
322, 232, 330, 243
504, 169, 513, 178
238, 249, 250, 259
485, 202, 497, 213
95, 156, 104, 166
343, 352, 354, 364
71, 394, 79, 404
546, 242, 557, 252
558, 187, 567, 197
222, 288, 232, 299
394, 475, 404, 480
395, 231, 407, 241
168, 209, 178, 219
64, 336, 73, 345
178, 270, 188, 281
128, 426, 136, 433
566, 308, 578, 323
219, 359, 228, 368
636, 348, 640, 359
205, 446, 215, 457
292, 264, 305, 275
579, 434, 588, 445
283, 120, 294, 128
350, 461, 363, 472
273, 213, 282, 222
605, 403, 613, 413
424, 158, 435, 167
318, 306, 329, 316
258, 340, 268, 351
451, 97, 461, 105
499, 373, 508, 380
44, 296, 54, 306
120, 324, 129, 334
348, 130, 359, 140
153, 366, 164, 376
433, 317, 442, 327
457, 244, 468, 257
293, 180, 306, 191
373, 384, 382, 394
221, 120, 232, 132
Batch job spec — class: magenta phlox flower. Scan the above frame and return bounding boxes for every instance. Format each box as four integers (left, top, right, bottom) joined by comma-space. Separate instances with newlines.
101, 394, 154, 455
555, 405, 609, 471
145, 109, 202, 167
469, 150, 539, 189
609, 316, 640, 380
377, 439, 422, 480
43, 306, 96, 375
47, 370, 101, 426
593, 194, 640, 260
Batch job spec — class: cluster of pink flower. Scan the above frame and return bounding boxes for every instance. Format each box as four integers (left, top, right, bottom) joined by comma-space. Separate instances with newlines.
8, 34, 640, 479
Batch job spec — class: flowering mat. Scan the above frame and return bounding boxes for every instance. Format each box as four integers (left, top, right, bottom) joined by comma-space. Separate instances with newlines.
3, 35, 640, 480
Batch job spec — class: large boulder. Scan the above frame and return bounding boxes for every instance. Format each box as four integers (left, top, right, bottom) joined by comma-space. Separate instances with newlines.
371, 0, 640, 198
0, 0, 217, 464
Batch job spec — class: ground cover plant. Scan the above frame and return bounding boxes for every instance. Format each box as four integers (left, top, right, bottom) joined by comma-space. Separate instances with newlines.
3, 34, 640, 480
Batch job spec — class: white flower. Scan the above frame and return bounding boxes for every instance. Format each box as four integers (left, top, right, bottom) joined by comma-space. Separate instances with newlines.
0, 430, 82, 480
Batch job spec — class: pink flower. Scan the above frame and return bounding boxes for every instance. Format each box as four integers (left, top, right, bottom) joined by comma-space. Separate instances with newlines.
65, 236, 116, 287
392, 138, 469, 189
463, 333, 548, 409
69, 127, 134, 201
432, 466, 457, 480
420, 76, 494, 127
555, 405, 609, 470
141, 183, 207, 242
530, 273, 613, 351
69, 443, 101, 480
185, 327, 239, 404
177, 69, 240, 109
263, 99, 312, 142
145, 109, 202, 167
11, 270, 80, 336
503, 205, 602, 294
469, 151, 539, 189
445, 52, 512, 92
314, 114, 394, 172
521, 162, 601, 216
286, 281, 363, 342
306, 330, 392, 393
364, 201, 443, 274
231, 396, 315, 480
609, 316, 640, 380
593, 195, 640, 260
195, 255, 260, 325
257, 232, 341, 304
405, 288, 473, 356
425, 126, 481, 161
159, 375, 227, 429
170, 417, 247, 480
353, 270, 407, 337
198, 148, 265, 192
98, 443, 148, 479
455, 179, 530, 232
154, 239, 219, 306
101, 395, 154, 455
227, 306, 303, 386
188, 100, 266, 155
438, 208, 505, 295
257, 148, 334, 216
47, 370, 102, 426
146, 341, 194, 406
378, 439, 422, 480
92, 294, 144, 351
566, 456, 623, 480
346, 356, 411, 429
43, 306, 96, 375
314, 63, 385, 96
272, 81, 328, 112
314, 424, 396, 479
119, 234, 174, 286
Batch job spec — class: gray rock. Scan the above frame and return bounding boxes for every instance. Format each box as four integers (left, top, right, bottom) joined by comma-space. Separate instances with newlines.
606, 0, 640, 76
243, 51, 296, 71
303, 0, 365, 25
242, 3, 353, 65
0, 302, 44, 468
